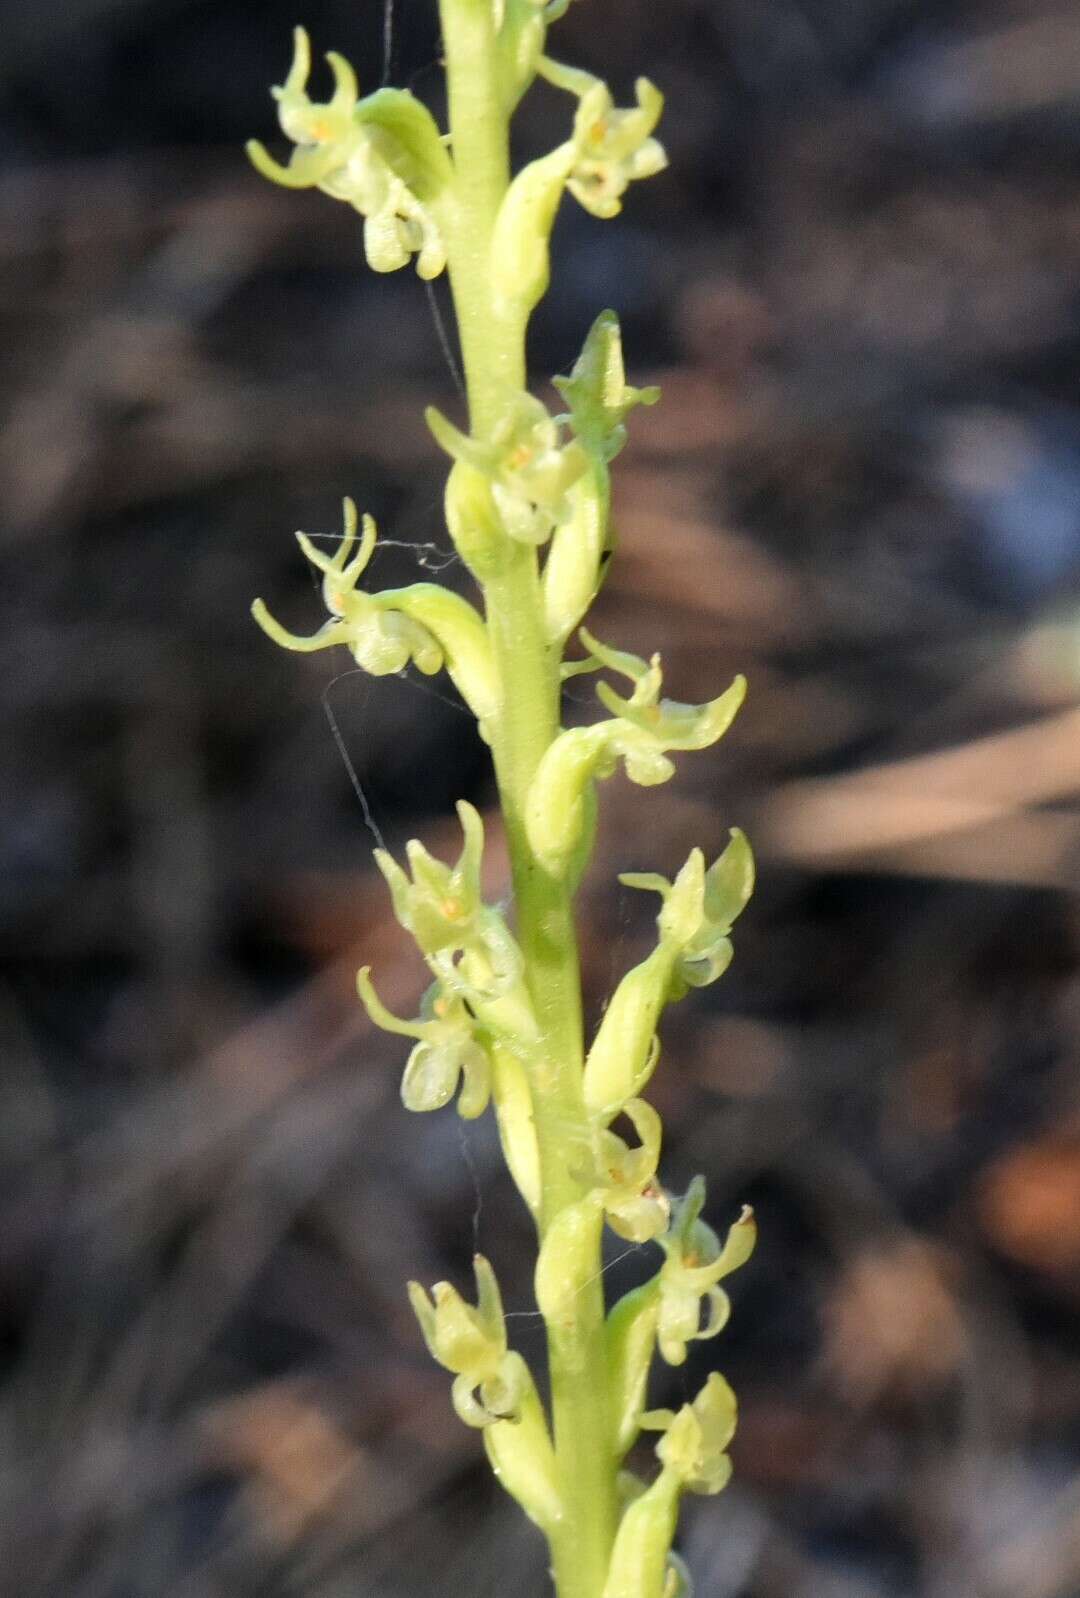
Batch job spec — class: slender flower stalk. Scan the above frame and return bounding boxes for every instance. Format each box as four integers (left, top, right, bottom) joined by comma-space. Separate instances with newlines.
248, 6, 754, 1594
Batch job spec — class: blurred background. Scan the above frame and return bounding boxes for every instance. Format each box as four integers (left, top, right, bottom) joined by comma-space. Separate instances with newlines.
2, 0, 1080, 1593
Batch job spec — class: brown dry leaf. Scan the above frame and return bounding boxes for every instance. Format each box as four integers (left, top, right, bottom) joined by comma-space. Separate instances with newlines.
978, 1133, 1080, 1280
822, 1238, 967, 1404
203, 1381, 364, 1544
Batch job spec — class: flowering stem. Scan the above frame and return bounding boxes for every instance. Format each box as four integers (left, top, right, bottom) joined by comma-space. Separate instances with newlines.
438, 3, 618, 1592
248, 6, 756, 1590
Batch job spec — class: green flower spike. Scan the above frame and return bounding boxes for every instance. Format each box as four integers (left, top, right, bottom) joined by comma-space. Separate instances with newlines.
251, 498, 498, 726
656, 1179, 756, 1366
526, 631, 746, 876
538, 58, 667, 220
357, 968, 492, 1119
247, 27, 448, 278
587, 1098, 669, 1243
643, 1370, 738, 1496
428, 393, 588, 547
408, 1255, 529, 1427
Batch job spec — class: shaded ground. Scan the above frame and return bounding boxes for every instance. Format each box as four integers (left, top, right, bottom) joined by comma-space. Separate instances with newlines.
2, 1, 1080, 1594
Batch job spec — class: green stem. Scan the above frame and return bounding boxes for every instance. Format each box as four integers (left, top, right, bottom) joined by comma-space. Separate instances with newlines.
437, 3, 618, 1592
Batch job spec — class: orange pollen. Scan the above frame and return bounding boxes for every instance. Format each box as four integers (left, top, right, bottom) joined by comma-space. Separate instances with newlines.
433, 997, 450, 1018
508, 443, 534, 470
441, 898, 464, 920
589, 120, 609, 144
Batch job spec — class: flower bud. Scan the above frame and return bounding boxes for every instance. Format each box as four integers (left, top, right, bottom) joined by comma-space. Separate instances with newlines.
535, 1196, 604, 1335
583, 947, 668, 1116
444, 461, 507, 581
490, 144, 576, 321
542, 466, 608, 646
605, 1278, 661, 1456
490, 1043, 542, 1214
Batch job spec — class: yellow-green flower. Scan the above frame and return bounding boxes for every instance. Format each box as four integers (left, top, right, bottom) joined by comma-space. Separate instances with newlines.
553, 309, 660, 463
525, 631, 746, 875
539, 58, 667, 219
247, 28, 446, 277
656, 1179, 756, 1365
582, 1098, 669, 1243
428, 393, 588, 546
644, 1370, 738, 1495
622, 828, 755, 997
373, 802, 522, 993
409, 1256, 528, 1427
357, 968, 492, 1119
250, 499, 498, 724
251, 498, 441, 675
